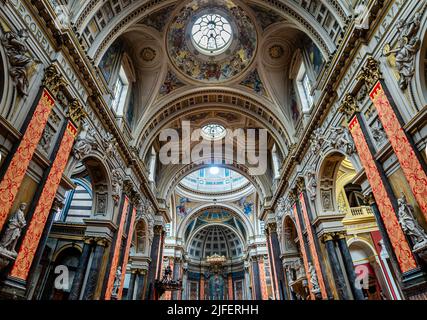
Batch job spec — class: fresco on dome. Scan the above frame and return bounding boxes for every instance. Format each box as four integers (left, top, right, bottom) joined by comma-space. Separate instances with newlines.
159, 70, 186, 97
99, 40, 122, 83
236, 196, 254, 215
167, 0, 257, 83
240, 69, 267, 96
306, 39, 325, 77
140, 5, 176, 32
248, 3, 285, 30
176, 197, 192, 216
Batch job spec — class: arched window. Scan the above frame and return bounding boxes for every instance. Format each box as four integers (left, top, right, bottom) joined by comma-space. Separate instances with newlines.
135, 220, 147, 254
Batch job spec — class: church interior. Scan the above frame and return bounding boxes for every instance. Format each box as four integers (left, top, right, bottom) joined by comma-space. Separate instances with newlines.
0, 0, 427, 301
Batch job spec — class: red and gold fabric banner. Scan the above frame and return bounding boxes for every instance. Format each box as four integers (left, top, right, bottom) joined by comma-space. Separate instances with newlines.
10, 121, 78, 280
292, 204, 315, 300
0, 89, 55, 232
258, 257, 269, 300
117, 207, 137, 300
228, 274, 233, 300
369, 82, 427, 221
105, 196, 129, 300
299, 193, 328, 299
349, 116, 417, 273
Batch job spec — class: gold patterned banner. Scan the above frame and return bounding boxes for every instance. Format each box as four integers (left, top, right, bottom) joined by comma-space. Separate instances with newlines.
292, 204, 315, 300
370, 81, 427, 221
349, 116, 417, 273
258, 258, 269, 300
105, 196, 129, 300
299, 193, 328, 299
117, 207, 137, 300
10, 121, 78, 280
0, 89, 55, 233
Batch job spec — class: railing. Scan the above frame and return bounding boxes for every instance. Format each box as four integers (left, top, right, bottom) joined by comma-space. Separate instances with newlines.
349, 206, 375, 218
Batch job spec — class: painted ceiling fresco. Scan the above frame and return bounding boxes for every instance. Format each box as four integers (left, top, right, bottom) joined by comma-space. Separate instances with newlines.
166, 0, 257, 83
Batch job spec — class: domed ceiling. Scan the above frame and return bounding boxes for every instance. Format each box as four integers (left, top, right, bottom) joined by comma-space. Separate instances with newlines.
187, 225, 244, 260
167, 0, 257, 83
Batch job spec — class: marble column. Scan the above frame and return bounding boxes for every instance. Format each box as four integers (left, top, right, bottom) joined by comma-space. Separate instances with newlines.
82, 238, 108, 300
145, 225, 162, 300
126, 270, 138, 300
267, 224, 288, 300
69, 239, 93, 300
251, 258, 262, 300
135, 270, 146, 300
336, 233, 365, 300
323, 234, 349, 300
172, 258, 181, 300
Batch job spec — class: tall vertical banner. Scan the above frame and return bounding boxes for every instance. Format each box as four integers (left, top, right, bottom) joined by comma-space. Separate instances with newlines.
117, 207, 137, 300
258, 258, 269, 300
105, 196, 129, 300
292, 204, 315, 300
369, 82, 427, 221
0, 89, 55, 232
299, 193, 328, 299
10, 121, 78, 280
348, 116, 417, 273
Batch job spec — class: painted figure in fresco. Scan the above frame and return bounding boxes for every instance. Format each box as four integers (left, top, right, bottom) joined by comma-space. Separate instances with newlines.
0, 203, 27, 257
176, 197, 191, 216
209, 274, 225, 300
397, 194, 427, 251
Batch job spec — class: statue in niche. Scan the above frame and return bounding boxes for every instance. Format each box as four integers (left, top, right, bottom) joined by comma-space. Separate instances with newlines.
306, 164, 317, 200
1, 29, 33, 96
383, 11, 423, 90
111, 169, 123, 206
308, 262, 320, 294
111, 267, 122, 298
397, 194, 427, 251
0, 203, 27, 257
208, 274, 225, 300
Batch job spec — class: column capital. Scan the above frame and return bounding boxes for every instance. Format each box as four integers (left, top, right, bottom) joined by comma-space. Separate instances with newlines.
43, 65, 68, 97
321, 233, 335, 243
339, 93, 359, 121
95, 237, 109, 247
357, 56, 382, 90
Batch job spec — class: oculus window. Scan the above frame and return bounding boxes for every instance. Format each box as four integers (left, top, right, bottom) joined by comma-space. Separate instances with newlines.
191, 13, 232, 56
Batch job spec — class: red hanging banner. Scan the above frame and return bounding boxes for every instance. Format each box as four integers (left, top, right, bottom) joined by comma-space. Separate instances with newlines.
0, 89, 55, 232
348, 115, 417, 273
105, 196, 129, 300
292, 204, 315, 300
369, 82, 427, 221
117, 206, 137, 300
10, 121, 78, 280
299, 193, 328, 299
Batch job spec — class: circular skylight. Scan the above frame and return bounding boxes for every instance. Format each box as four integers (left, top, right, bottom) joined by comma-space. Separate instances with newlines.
191, 13, 233, 55
201, 124, 227, 140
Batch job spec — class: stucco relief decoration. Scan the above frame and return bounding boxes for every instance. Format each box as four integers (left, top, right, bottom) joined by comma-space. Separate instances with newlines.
111, 169, 123, 206
383, 6, 425, 90
167, 0, 257, 83
326, 126, 355, 155
1, 29, 34, 96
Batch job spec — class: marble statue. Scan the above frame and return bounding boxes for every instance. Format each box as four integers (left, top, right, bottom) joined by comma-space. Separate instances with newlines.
111, 169, 123, 206
308, 262, 320, 294
397, 194, 427, 251
0, 203, 27, 257
111, 267, 122, 298
73, 121, 96, 160
1, 29, 33, 96
383, 11, 422, 90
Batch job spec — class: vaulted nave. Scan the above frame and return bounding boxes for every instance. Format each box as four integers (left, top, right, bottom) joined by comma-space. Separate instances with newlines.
0, 0, 427, 301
